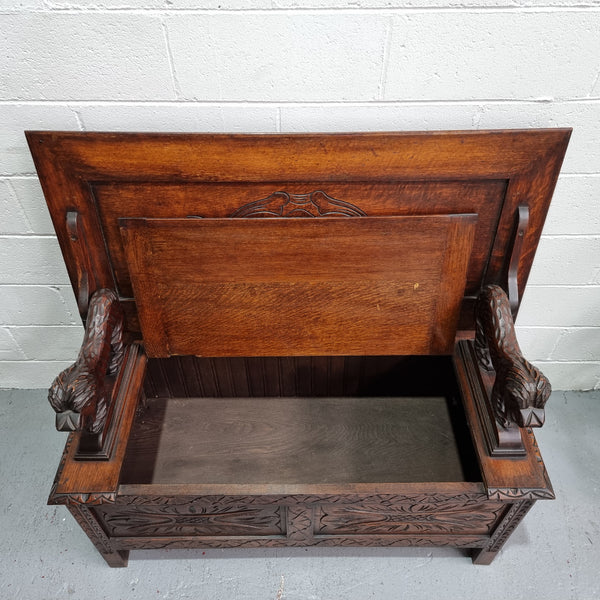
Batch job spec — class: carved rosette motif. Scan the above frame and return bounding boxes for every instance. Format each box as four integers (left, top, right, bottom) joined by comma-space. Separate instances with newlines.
230, 191, 367, 218
475, 284, 551, 429
48, 288, 125, 435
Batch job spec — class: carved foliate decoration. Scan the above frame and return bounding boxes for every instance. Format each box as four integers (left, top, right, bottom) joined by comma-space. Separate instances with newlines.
51, 492, 117, 506
230, 191, 367, 218
96, 493, 502, 552
116, 534, 488, 551
475, 284, 551, 429
115, 492, 491, 508
98, 504, 284, 537
316, 500, 504, 535
48, 288, 125, 435
99, 493, 504, 551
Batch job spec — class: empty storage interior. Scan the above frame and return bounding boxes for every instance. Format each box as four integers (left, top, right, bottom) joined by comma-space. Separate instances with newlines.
120, 355, 481, 486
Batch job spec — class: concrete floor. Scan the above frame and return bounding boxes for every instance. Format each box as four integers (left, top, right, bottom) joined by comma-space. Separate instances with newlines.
0, 389, 599, 600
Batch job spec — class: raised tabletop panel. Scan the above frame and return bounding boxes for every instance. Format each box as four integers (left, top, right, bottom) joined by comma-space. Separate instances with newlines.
92, 180, 505, 299
119, 214, 476, 357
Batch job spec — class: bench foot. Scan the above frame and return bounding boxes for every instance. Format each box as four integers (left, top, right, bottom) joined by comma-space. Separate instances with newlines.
471, 549, 498, 565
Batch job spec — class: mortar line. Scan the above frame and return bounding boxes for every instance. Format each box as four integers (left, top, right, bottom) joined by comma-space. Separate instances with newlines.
5, 324, 84, 328
2, 179, 34, 233
1, 327, 28, 360
2, 98, 599, 106
3, 5, 600, 13
69, 106, 85, 131
377, 16, 393, 101
516, 325, 600, 329
161, 17, 182, 100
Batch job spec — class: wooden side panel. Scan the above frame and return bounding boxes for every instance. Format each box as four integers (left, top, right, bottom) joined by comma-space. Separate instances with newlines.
119, 215, 476, 357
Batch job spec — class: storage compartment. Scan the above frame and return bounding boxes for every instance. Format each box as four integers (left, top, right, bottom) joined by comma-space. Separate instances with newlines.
121, 356, 482, 487
105, 356, 502, 549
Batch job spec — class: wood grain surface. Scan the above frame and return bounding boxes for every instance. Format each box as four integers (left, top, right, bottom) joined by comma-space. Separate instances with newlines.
120, 396, 478, 486
27, 130, 571, 336
119, 215, 476, 357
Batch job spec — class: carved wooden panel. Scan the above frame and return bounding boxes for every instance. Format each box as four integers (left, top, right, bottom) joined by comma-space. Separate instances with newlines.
315, 500, 505, 535
113, 534, 489, 551
97, 504, 284, 537
92, 179, 505, 305
95, 493, 506, 548
230, 190, 367, 218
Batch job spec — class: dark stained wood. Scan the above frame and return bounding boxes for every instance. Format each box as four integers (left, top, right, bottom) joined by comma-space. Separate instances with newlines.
29, 130, 568, 566
119, 396, 478, 486
48, 344, 146, 503
120, 215, 476, 357
143, 355, 458, 399
475, 285, 551, 430
48, 287, 125, 457
454, 344, 554, 500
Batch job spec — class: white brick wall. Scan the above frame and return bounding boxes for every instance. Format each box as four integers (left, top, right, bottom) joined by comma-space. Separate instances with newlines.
1, 1, 599, 389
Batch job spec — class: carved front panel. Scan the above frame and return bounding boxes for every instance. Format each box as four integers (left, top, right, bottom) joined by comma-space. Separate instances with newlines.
315, 499, 505, 536
97, 503, 284, 537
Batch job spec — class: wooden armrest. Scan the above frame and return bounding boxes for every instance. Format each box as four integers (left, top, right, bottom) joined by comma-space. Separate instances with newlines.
475, 284, 551, 429
48, 288, 125, 439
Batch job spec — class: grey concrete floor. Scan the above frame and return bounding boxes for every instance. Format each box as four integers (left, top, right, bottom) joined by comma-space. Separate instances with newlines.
0, 389, 599, 600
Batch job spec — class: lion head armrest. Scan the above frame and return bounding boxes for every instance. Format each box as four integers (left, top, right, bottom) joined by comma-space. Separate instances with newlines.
474, 284, 551, 430
48, 288, 125, 436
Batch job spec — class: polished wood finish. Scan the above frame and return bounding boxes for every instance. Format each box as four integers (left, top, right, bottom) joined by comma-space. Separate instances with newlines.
476, 285, 550, 427
28, 130, 569, 567
48, 287, 125, 457
119, 215, 476, 357
26, 129, 570, 333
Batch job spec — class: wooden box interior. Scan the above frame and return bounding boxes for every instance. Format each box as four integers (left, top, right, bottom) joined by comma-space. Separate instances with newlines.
121, 356, 481, 489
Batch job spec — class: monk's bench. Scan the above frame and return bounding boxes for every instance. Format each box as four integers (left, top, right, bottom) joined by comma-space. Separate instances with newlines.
27, 129, 570, 566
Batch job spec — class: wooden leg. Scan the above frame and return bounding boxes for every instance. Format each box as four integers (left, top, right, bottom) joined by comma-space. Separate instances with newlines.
471, 549, 498, 565
68, 505, 128, 568
99, 549, 129, 568
471, 500, 535, 565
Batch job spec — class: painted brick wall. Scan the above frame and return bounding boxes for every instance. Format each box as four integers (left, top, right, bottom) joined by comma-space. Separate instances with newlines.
1, 0, 599, 389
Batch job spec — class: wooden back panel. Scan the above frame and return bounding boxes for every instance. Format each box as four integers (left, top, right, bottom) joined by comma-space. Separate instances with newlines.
26, 130, 571, 340
119, 215, 476, 357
